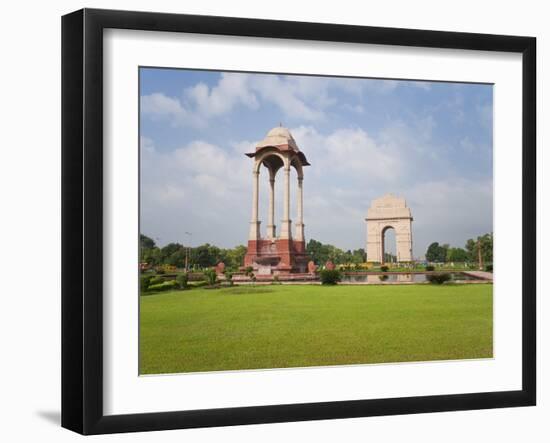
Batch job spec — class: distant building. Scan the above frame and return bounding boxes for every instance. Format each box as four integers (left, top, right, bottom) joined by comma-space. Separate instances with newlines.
366, 194, 413, 263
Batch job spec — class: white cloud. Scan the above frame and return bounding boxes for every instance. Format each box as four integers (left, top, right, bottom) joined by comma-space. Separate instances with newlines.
248, 75, 325, 121
140, 137, 253, 246
140, 73, 437, 129
141, 92, 183, 115
290, 126, 403, 182
140, 93, 187, 124
185, 73, 259, 117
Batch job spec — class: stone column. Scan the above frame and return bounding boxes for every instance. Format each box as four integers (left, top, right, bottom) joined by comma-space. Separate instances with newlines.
248, 170, 260, 240
266, 177, 276, 239
279, 167, 292, 239
295, 177, 305, 241
380, 229, 385, 264
366, 222, 383, 263
395, 220, 413, 262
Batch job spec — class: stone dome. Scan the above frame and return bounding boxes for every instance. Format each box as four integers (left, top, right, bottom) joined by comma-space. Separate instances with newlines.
256, 126, 299, 152
266, 126, 294, 139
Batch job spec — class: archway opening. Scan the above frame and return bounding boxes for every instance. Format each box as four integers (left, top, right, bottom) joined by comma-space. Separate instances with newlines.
258, 154, 284, 240
382, 226, 397, 264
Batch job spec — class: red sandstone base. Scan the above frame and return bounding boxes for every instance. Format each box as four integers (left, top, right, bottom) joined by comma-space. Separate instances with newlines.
243, 238, 311, 274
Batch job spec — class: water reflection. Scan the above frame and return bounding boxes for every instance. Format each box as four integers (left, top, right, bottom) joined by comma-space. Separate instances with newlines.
342, 272, 481, 283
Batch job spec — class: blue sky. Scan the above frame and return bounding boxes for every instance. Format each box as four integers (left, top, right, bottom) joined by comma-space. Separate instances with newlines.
140, 68, 493, 258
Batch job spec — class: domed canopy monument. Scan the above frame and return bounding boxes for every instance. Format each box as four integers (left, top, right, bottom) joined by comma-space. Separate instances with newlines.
243, 126, 311, 274
365, 194, 414, 263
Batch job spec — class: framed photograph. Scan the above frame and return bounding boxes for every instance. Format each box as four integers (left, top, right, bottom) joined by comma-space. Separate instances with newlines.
62, 8, 536, 434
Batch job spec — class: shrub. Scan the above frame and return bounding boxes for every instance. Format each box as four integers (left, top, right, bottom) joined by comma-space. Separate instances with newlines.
378, 275, 389, 282
147, 280, 179, 292
204, 269, 218, 286
244, 266, 254, 276
485, 264, 493, 272
155, 268, 166, 275
319, 269, 342, 285
425, 265, 435, 272
271, 275, 282, 285
149, 276, 165, 286
426, 272, 452, 284
140, 275, 153, 293
380, 265, 389, 272
176, 273, 188, 289
223, 271, 234, 286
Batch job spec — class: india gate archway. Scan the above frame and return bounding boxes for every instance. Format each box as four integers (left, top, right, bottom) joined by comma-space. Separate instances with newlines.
366, 194, 413, 263
243, 126, 311, 274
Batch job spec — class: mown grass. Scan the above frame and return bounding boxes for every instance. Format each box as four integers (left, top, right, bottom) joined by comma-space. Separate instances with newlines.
139, 284, 492, 374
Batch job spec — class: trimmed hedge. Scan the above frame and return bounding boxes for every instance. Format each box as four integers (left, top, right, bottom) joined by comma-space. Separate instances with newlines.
426, 273, 452, 284
425, 265, 435, 272
149, 276, 165, 286
380, 265, 389, 272
147, 280, 179, 292
319, 269, 342, 285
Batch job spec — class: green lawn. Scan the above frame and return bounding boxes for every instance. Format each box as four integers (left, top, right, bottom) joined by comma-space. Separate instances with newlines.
139, 284, 493, 374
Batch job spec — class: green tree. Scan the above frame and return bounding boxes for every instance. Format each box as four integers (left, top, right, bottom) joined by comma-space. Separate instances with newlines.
352, 248, 367, 263
306, 239, 327, 265
165, 247, 187, 268
306, 239, 349, 265
190, 244, 220, 268
465, 233, 493, 264
426, 242, 446, 262
141, 246, 161, 266
479, 233, 493, 264
140, 234, 156, 250
465, 238, 477, 262
160, 242, 182, 260
446, 247, 468, 262
225, 245, 247, 269
384, 252, 397, 263
140, 234, 160, 265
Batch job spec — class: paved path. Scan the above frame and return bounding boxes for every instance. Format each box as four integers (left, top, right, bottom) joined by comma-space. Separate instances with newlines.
463, 271, 493, 281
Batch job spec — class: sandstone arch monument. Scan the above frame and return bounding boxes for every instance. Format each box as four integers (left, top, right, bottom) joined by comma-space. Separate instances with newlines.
243, 126, 311, 274
366, 194, 413, 263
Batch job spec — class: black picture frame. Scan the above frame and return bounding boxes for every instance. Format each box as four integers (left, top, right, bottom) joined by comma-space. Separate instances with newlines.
62, 8, 536, 435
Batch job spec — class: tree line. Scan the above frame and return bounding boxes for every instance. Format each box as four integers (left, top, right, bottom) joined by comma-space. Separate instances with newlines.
425, 232, 493, 264
140, 234, 247, 270
141, 231, 493, 270
305, 239, 366, 265
140, 234, 368, 270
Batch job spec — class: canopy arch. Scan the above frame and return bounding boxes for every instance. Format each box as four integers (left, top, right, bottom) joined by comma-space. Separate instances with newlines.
243, 126, 311, 274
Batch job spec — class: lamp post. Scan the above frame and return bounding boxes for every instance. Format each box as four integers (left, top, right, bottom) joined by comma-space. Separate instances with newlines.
154, 237, 162, 269
477, 238, 483, 271
185, 232, 192, 272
